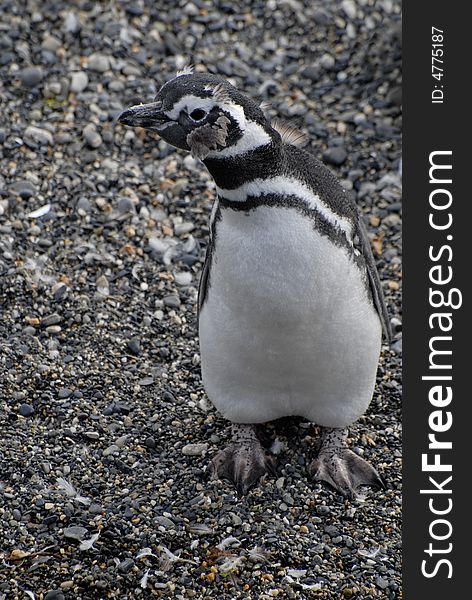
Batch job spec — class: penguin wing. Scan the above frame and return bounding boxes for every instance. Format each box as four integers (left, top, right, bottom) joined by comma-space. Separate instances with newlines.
197, 238, 213, 316
355, 215, 392, 342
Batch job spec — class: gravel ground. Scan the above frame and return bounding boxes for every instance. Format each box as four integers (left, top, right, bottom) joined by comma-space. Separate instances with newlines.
0, 1, 402, 598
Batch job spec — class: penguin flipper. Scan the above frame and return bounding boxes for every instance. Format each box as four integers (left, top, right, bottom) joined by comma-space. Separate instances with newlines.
355, 216, 392, 343
197, 238, 213, 316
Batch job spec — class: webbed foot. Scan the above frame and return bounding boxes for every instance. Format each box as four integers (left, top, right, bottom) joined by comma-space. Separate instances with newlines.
308, 427, 385, 500
210, 424, 276, 495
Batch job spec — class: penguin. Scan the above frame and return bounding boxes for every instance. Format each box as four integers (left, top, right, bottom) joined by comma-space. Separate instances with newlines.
118, 68, 391, 498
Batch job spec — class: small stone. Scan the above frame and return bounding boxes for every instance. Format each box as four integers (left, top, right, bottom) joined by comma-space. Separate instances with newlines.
19, 403, 34, 417
323, 147, 347, 166
64, 11, 80, 34
64, 526, 88, 542
174, 222, 194, 236
173, 271, 192, 286
103, 444, 120, 457
76, 196, 92, 214
325, 525, 340, 537
155, 516, 175, 529
87, 53, 110, 73
182, 443, 208, 456
117, 558, 135, 573
301, 65, 321, 81
117, 196, 136, 213
19, 66, 43, 88
392, 339, 402, 353
386, 86, 402, 107
84, 431, 100, 440
10, 180, 37, 199
127, 337, 141, 355
41, 314, 62, 327
96, 275, 109, 297
115, 435, 128, 448
163, 295, 181, 308
320, 53, 335, 70
341, 0, 357, 19
70, 71, 88, 93
375, 577, 389, 590
41, 34, 61, 52
58, 388, 72, 399
313, 8, 330, 25
88, 503, 104, 515
83, 123, 102, 148
44, 591, 65, 600
60, 581, 74, 591
46, 325, 61, 334
24, 126, 54, 146
144, 436, 156, 449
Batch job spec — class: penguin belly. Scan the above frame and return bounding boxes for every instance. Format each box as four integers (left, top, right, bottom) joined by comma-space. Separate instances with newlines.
199, 205, 382, 428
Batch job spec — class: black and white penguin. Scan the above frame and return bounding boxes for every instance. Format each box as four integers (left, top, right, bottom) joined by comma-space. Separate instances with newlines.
118, 68, 391, 498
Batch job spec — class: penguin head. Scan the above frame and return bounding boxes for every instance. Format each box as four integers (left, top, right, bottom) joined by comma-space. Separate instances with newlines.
118, 69, 276, 160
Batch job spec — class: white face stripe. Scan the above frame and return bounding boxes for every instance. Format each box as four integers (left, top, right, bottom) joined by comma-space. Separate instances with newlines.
164, 95, 217, 120
164, 94, 247, 127
220, 104, 245, 128
206, 120, 271, 159
216, 176, 353, 237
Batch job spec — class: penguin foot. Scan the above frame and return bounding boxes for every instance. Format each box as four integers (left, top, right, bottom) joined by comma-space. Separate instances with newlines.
210, 424, 276, 495
308, 427, 385, 500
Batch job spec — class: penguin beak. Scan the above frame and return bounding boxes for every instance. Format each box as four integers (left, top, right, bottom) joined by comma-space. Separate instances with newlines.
118, 102, 169, 130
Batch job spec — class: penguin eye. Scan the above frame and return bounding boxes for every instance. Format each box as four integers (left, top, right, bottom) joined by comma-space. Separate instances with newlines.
189, 108, 206, 122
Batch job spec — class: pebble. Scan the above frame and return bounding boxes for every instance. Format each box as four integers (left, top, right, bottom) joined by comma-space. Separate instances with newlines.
376, 577, 389, 590
18, 403, 34, 417
83, 123, 102, 148
103, 444, 120, 457
323, 147, 348, 166
342, 0, 357, 19
76, 196, 92, 214
127, 337, 141, 355
96, 275, 109, 297
174, 222, 194, 236
118, 558, 135, 573
44, 591, 65, 600
24, 126, 54, 146
70, 71, 88, 93
19, 66, 43, 88
117, 196, 136, 213
64, 11, 80, 34
41, 313, 62, 327
64, 526, 88, 542
182, 443, 208, 456
320, 53, 335, 70
9, 180, 36, 199
87, 53, 110, 72
173, 271, 192, 286
155, 516, 175, 529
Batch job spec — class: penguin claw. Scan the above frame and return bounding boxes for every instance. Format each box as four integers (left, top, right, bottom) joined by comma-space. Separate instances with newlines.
210, 442, 276, 495
308, 448, 385, 500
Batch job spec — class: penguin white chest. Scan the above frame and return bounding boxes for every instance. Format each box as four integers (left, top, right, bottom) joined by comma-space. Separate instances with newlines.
199, 205, 381, 428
